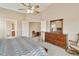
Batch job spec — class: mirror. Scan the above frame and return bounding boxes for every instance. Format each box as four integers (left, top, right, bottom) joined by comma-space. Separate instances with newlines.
50, 19, 63, 34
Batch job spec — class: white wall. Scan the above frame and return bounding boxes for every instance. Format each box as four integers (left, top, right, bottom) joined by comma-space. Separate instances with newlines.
22, 21, 29, 37
0, 17, 6, 39
41, 20, 47, 32
0, 7, 26, 39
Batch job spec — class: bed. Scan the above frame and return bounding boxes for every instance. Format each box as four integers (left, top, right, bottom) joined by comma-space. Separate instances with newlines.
0, 37, 47, 56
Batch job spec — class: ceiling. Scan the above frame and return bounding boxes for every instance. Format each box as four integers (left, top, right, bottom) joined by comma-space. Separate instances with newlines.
0, 3, 52, 14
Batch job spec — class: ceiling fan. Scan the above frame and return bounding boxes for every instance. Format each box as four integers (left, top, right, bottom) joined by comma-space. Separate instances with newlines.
18, 3, 40, 14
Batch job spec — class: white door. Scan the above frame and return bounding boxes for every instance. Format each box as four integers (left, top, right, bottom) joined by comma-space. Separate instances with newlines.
6, 20, 17, 38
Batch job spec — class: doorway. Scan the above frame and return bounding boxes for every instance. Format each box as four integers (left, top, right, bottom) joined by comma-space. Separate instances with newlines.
29, 22, 41, 38
6, 20, 17, 38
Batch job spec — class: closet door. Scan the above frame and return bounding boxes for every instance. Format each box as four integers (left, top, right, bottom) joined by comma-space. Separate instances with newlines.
6, 20, 17, 38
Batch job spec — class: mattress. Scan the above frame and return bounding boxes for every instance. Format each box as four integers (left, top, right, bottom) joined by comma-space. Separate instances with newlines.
0, 37, 47, 56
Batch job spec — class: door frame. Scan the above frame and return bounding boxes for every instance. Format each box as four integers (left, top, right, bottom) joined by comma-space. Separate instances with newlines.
5, 19, 17, 38
29, 22, 41, 37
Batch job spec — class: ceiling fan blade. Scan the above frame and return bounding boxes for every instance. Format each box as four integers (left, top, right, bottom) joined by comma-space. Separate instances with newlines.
18, 8, 25, 10
35, 5, 40, 8
21, 3, 27, 7
31, 7, 35, 10
35, 11, 40, 14
19, 3, 40, 14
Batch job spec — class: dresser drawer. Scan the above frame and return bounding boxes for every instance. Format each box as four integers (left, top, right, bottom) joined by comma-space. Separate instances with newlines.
45, 32, 67, 49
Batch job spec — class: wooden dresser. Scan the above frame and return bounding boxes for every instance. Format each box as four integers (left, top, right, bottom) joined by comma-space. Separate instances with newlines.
45, 32, 67, 49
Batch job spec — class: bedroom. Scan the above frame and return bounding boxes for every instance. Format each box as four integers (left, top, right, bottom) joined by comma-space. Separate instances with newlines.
0, 3, 79, 56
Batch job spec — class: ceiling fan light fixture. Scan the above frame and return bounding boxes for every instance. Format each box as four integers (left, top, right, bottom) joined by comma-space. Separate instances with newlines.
27, 9, 34, 14
27, 9, 30, 13
30, 10, 34, 13
19, 3, 40, 14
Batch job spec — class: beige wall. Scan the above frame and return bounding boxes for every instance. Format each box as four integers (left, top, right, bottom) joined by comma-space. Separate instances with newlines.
0, 7, 26, 39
